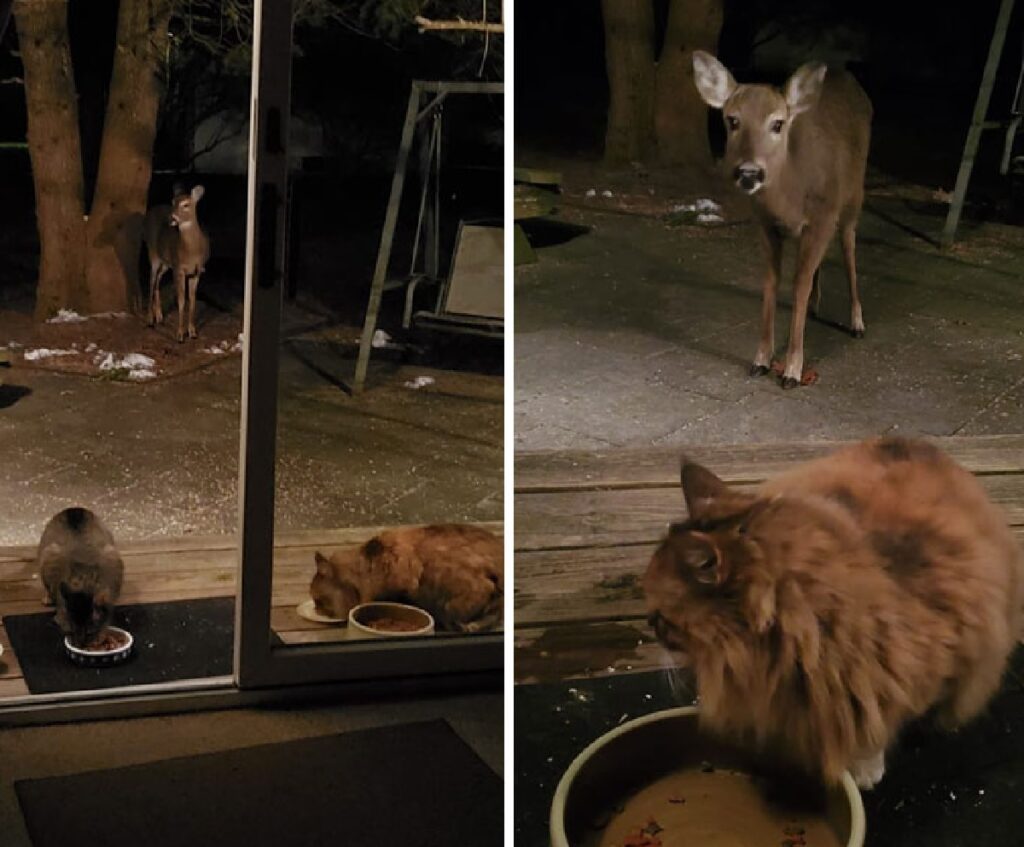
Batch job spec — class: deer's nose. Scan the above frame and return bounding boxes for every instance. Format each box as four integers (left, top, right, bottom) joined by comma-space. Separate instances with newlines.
733, 164, 765, 190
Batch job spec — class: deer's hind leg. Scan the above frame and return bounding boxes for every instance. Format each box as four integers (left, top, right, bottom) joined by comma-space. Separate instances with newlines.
841, 216, 865, 338
751, 226, 784, 377
186, 271, 201, 339
148, 261, 167, 327
175, 268, 187, 343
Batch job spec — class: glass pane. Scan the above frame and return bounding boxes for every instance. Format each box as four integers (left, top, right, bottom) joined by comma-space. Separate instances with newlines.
0, 4, 250, 700
269, 17, 504, 653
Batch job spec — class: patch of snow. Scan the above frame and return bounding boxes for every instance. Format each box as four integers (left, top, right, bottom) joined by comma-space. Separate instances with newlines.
697, 213, 724, 224
403, 376, 435, 389
585, 189, 596, 198
98, 351, 157, 380
672, 198, 722, 215
204, 346, 225, 355
46, 309, 87, 324
601, 189, 614, 198
85, 343, 97, 353
372, 329, 396, 349
7, 340, 22, 349
24, 348, 77, 361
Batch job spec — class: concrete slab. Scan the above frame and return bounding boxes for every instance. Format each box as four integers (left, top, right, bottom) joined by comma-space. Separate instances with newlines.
515, 191, 1024, 452
0, 340, 502, 546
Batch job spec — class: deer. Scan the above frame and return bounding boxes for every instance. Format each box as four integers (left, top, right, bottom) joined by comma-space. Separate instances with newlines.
142, 185, 210, 342
692, 52, 872, 389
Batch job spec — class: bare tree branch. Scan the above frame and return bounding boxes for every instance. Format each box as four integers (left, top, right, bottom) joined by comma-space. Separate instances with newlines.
413, 15, 503, 33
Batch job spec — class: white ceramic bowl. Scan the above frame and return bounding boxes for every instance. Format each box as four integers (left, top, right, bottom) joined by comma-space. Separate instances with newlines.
346, 602, 435, 640
64, 626, 134, 667
550, 706, 865, 847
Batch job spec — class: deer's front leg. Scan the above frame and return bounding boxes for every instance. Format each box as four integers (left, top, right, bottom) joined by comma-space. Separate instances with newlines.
187, 272, 200, 339
781, 220, 835, 389
175, 268, 187, 343
751, 226, 784, 376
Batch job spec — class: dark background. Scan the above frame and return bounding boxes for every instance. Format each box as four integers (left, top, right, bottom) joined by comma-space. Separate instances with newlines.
515, 0, 1024, 195
0, 2, 504, 329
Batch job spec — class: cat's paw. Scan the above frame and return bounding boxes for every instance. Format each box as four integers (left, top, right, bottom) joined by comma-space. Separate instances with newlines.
850, 751, 885, 790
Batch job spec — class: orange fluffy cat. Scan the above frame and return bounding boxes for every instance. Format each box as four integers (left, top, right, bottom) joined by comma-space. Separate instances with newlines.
311, 524, 503, 632
644, 437, 1024, 789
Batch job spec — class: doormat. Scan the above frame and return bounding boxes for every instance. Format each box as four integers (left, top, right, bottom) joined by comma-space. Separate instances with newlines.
3, 597, 274, 694
16, 719, 503, 847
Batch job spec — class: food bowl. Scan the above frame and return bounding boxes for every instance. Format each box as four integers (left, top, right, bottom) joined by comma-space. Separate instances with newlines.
64, 626, 134, 667
551, 706, 865, 847
295, 598, 346, 625
346, 602, 435, 640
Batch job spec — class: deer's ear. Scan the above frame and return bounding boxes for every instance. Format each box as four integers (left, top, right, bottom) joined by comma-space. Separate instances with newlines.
784, 62, 827, 115
692, 51, 737, 109
191, 185, 205, 202
680, 459, 730, 520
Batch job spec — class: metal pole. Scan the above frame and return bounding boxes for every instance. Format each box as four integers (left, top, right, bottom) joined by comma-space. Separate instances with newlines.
941, 0, 1016, 246
353, 83, 422, 393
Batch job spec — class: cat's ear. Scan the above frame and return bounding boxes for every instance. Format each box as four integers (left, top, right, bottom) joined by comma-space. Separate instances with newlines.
680, 459, 730, 520
670, 532, 726, 586
314, 552, 332, 577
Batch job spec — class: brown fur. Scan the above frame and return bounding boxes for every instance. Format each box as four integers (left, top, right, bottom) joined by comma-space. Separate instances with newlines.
644, 437, 1024, 786
310, 524, 503, 632
38, 507, 124, 647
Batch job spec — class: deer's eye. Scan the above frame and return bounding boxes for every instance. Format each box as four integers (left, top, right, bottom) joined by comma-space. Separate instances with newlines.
770, 119, 785, 134
726, 115, 740, 131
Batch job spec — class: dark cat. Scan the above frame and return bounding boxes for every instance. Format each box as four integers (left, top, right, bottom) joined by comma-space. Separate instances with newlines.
311, 524, 503, 632
38, 507, 124, 647
644, 437, 1024, 788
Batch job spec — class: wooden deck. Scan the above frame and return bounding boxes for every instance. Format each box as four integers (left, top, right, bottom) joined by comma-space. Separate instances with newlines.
514, 435, 1024, 684
0, 521, 502, 698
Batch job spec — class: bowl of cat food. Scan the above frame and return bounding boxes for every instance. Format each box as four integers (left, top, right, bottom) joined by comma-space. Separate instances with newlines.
346, 602, 435, 640
551, 706, 864, 847
64, 626, 134, 667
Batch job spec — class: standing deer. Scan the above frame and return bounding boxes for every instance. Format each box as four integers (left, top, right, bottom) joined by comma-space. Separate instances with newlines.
143, 185, 210, 342
692, 52, 872, 388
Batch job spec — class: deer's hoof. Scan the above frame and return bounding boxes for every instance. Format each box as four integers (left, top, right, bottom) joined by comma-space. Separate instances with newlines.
176, 333, 185, 344
749, 364, 771, 377
851, 329, 865, 339
188, 330, 197, 340
780, 376, 800, 390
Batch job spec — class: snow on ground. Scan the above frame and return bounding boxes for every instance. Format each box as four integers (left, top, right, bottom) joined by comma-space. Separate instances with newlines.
403, 376, 435, 389
97, 351, 158, 380
23, 348, 78, 361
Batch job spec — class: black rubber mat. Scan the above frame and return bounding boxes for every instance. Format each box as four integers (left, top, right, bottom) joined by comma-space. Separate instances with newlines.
3, 597, 270, 693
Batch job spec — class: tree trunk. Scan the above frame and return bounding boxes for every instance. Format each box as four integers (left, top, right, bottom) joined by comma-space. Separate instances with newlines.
85, 0, 171, 314
16, 0, 87, 320
601, 0, 656, 164
654, 0, 724, 167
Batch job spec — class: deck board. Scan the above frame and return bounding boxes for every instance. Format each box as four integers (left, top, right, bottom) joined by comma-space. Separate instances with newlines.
0, 522, 502, 698
514, 436, 1024, 683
